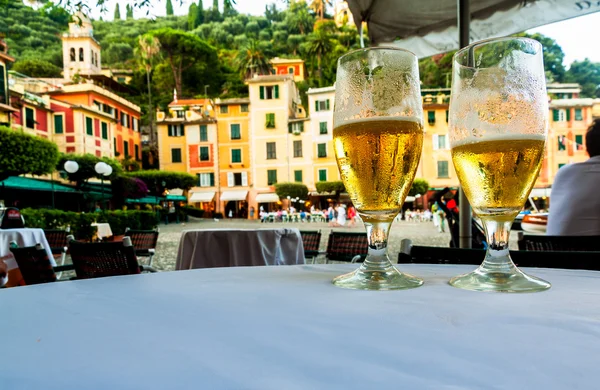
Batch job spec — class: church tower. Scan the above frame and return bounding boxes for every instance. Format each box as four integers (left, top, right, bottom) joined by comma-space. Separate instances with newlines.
61, 13, 101, 81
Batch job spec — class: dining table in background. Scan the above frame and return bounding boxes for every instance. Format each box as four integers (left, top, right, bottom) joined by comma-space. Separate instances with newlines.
0, 228, 55, 287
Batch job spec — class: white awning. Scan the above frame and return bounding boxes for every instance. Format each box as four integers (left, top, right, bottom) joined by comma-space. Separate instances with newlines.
220, 190, 248, 202
346, 0, 598, 58
189, 191, 215, 203
309, 191, 336, 196
169, 188, 184, 196
405, 196, 416, 203
530, 188, 551, 198
256, 193, 280, 203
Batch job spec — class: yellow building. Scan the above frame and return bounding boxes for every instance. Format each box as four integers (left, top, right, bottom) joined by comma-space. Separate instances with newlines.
215, 98, 252, 217
270, 58, 306, 82
248, 74, 308, 211
0, 39, 16, 126
157, 98, 219, 211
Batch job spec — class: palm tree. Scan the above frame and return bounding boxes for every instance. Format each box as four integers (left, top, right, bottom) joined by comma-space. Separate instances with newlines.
136, 34, 161, 145
285, 1, 314, 35
306, 27, 334, 84
235, 39, 272, 80
309, 0, 332, 21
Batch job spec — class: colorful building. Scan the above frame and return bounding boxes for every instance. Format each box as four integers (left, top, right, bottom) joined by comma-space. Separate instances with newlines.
270, 58, 306, 82
0, 39, 16, 126
61, 14, 101, 81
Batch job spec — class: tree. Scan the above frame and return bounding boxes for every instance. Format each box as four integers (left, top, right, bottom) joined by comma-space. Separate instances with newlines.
126, 4, 134, 19
136, 34, 161, 145
306, 24, 335, 83
565, 59, 600, 98
57, 153, 122, 189
274, 183, 309, 200
188, 3, 198, 30
310, 0, 332, 21
127, 170, 196, 196
104, 42, 134, 65
287, 34, 304, 56
518, 32, 566, 83
0, 127, 59, 181
408, 179, 429, 197
114, 3, 121, 20
12, 59, 62, 78
151, 28, 218, 96
223, 0, 237, 18
195, 0, 205, 26
166, 0, 174, 16
285, 1, 314, 34
315, 181, 345, 193
235, 39, 272, 80
207, 0, 221, 22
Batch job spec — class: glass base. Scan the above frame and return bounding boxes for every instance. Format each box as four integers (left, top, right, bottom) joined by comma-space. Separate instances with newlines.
332, 263, 423, 291
449, 266, 551, 293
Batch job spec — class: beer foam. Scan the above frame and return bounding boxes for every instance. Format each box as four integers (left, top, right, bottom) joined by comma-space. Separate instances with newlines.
334, 115, 423, 129
452, 133, 546, 148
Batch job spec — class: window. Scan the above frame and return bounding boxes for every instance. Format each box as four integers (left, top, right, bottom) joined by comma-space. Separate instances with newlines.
428, 111, 436, 125
288, 67, 295, 74
445, 110, 449, 123
319, 122, 328, 134
558, 135, 566, 151
315, 99, 330, 112
123, 140, 129, 157
288, 121, 303, 133
294, 170, 303, 183
85, 116, 93, 135
69, 48, 76, 62
101, 122, 108, 139
117, 76, 125, 83
227, 172, 248, 187
318, 169, 327, 182
199, 125, 208, 141
230, 124, 241, 139
171, 148, 182, 163
575, 134, 584, 151
438, 134, 447, 150
553, 109, 566, 122
54, 114, 64, 134
134, 145, 139, 159
558, 163, 565, 170
266, 113, 276, 128
198, 173, 215, 187
132, 118, 139, 132
266, 142, 276, 159
121, 112, 129, 127
259, 85, 279, 100
25, 107, 35, 129
167, 124, 184, 137
233, 172, 243, 186
90, 49, 93, 65
293, 140, 303, 158
575, 108, 583, 121
240, 104, 249, 113
176, 110, 185, 118
437, 161, 449, 178
318, 143, 327, 158
0, 64, 6, 104
220, 105, 229, 114
199, 146, 210, 161
113, 137, 117, 155
267, 169, 277, 185
231, 148, 242, 163
79, 48, 84, 62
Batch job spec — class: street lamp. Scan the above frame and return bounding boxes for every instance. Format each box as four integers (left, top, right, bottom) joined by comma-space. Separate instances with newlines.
95, 162, 112, 210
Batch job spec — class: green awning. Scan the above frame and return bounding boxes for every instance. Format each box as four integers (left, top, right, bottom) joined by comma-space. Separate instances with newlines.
0, 176, 79, 193
126, 196, 162, 205
166, 195, 187, 202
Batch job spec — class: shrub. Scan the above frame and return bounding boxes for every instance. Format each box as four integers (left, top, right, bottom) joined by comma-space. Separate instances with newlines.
315, 181, 345, 193
274, 182, 308, 199
0, 127, 60, 181
182, 206, 205, 218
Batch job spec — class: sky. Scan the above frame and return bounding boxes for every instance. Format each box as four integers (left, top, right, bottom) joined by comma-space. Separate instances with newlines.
88, 0, 600, 67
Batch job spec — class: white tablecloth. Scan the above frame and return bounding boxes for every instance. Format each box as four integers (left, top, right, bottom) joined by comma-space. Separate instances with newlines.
176, 228, 305, 270
0, 228, 55, 270
91, 223, 113, 239
1, 264, 599, 389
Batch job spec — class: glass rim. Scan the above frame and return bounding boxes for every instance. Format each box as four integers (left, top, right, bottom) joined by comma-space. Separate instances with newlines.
453, 36, 542, 70
338, 45, 418, 64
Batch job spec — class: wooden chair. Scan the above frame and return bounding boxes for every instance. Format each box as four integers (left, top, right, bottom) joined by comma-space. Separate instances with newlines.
68, 236, 155, 280
43, 228, 69, 279
300, 230, 321, 263
399, 239, 600, 271
324, 231, 369, 264
517, 233, 600, 252
124, 228, 159, 267
9, 243, 57, 285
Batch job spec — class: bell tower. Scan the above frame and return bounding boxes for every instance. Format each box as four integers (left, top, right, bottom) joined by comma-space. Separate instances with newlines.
61, 12, 102, 81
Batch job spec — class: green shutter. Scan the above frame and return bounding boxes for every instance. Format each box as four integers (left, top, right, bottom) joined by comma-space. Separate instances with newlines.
326, 99, 330, 110
181, 125, 185, 136
114, 137, 117, 155
288, 123, 292, 133
101, 122, 108, 139
575, 108, 583, 121
320, 122, 327, 134
54, 115, 63, 134
259, 86, 265, 99
445, 110, 449, 123
268, 170, 277, 185
168, 125, 173, 137
566, 109, 571, 121
274, 85, 279, 98
428, 111, 435, 124
0, 64, 6, 104
552, 109, 559, 121
124, 141, 129, 157
319, 169, 327, 181
294, 170, 303, 182
25, 108, 35, 128
210, 173, 215, 186
318, 143, 327, 157
86, 117, 93, 135
315, 101, 319, 112
232, 149, 241, 163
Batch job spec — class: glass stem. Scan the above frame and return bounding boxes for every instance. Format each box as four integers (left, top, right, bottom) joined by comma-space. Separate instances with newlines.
362, 219, 393, 271
480, 217, 516, 274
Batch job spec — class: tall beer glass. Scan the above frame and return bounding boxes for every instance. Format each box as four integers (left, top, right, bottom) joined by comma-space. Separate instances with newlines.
332, 48, 424, 290
448, 37, 551, 292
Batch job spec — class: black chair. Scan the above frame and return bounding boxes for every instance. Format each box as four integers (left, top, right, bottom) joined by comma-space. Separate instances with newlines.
9, 243, 58, 285
398, 239, 600, 271
43, 228, 69, 279
517, 233, 600, 252
124, 228, 159, 267
324, 231, 368, 263
300, 230, 321, 263
0, 207, 25, 229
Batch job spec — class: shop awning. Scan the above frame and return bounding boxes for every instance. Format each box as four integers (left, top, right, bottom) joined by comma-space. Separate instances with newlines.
168, 188, 184, 196
126, 196, 161, 204
190, 191, 215, 203
166, 194, 187, 202
530, 188, 551, 198
256, 193, 280, 203
405, 196, 416, 203
0, 176, 79, 193
309, 191, 337, 196
220, 190, 248, 202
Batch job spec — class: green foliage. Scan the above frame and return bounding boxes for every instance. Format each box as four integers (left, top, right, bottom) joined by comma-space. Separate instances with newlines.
127, 170, 196, 195
315, 181, 345, 193
565, 59, 600, 98
188, 3, 198, 30
166, 0, 174, 16
104, 42, 134, 66
114, 3, 121, 20
12, 59, 62, 78
408, 178, 429, 196
235, 39, 272, 79
274, 183, 309, 200
126, 4, 134, 19
182, 206, 205, 218
57, 153, 123, 188
0, 127, 60, 181
196, 0, 205, 26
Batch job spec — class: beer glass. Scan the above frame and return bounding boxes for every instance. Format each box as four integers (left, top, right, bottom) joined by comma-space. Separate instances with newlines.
332, 48, 424, 290
448, 37, 551, 292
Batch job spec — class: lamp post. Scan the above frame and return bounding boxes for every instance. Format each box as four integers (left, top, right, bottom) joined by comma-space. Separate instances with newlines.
94, 162, 112, 210
64, 160, 79, 211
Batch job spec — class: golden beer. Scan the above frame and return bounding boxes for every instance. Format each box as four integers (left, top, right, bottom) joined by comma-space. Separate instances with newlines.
452, 136, 545, 219
333, 117, 423, 215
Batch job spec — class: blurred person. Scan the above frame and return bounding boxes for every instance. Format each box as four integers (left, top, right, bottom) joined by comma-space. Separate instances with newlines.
348, 205, 357, 226
337, 204, 347, 226
548, 120, 600, 235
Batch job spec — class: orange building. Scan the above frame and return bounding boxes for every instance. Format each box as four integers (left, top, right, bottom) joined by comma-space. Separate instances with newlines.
270, 58, 306, 82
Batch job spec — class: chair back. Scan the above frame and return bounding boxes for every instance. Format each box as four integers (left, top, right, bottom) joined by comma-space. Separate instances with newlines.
517, 234, 600, 252
68, 238, 141, 279
300, 230, 321, 258
124, 228, 159, 255
10, 244, 57, 285
44, 229, 70, 255
326, 231, 369, 262
0, 207, 25, 229
398, 245, 485, 265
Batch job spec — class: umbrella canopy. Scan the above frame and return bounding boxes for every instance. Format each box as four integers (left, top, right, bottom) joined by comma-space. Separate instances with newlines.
346, 0, 599, 58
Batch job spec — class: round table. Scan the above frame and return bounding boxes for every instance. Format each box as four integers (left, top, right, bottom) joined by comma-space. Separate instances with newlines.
1, 264, 599, 389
